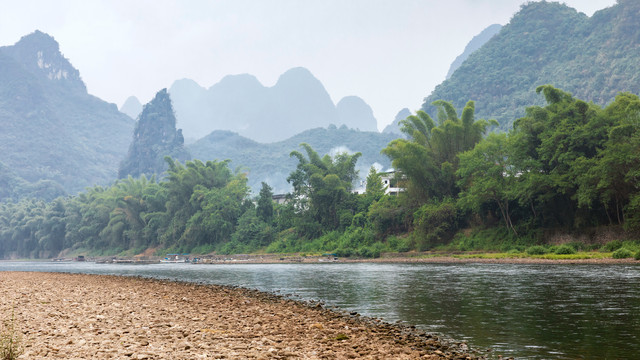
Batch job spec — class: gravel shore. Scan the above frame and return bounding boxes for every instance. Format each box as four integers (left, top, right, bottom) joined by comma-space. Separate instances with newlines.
0, 272, 482, 359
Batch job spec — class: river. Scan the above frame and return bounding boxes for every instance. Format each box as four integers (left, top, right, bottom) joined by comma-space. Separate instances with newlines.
1, 261, 638, 359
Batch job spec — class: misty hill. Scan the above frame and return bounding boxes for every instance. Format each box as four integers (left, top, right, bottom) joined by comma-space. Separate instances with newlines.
423, 0, 640, 130
0, 161, 66, 201
382, 24, 501, 136
445, 24, 502, 79
168, 67, 378, 143
336, 96, 377, 132
0, 31, 133, 200
118, 89, 190, 179
120, 96, 142, 119
382, 108, 412, 136
188, 126, 397, 194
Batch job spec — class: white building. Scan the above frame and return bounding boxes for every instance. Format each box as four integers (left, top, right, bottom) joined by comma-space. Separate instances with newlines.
351, 170, 405, 196
380, 171, 405, 196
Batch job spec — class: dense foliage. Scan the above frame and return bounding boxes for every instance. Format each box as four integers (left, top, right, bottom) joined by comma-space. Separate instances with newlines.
423, 1, 640, 131
455, 86, 640, 241
2, 87, 640, 259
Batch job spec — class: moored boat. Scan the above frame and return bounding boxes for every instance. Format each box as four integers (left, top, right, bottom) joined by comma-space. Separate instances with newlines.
160, 254, 190, 263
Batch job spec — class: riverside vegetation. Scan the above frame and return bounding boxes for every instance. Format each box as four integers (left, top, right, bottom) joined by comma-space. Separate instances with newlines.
2, 86, 640, 260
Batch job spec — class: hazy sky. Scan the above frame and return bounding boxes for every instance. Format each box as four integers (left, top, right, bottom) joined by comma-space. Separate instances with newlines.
1, 0, 616, 131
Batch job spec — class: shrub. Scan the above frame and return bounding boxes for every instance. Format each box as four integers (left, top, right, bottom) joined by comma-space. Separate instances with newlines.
264, 239, 287, 253
335, 247, 353, 258
413, 199, 458, 250
526, 245, 548, 255
635, 250, 640, 261
368, 196, 409, 237
612, 248, 634, 259
191, 243, 216, 255
554, 245, 577, 255
585, 244, 602, 251
451, 227, 523, 252
387, 236, 411, 253
602, 240, 623, 252
565, 242, 584, 251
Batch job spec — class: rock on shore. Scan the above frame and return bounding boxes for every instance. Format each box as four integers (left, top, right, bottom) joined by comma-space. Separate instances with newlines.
0, 272, 481, 359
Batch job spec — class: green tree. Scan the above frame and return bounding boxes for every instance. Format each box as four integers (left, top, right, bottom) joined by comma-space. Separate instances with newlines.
413, 198, 458, 249
256, 182, 274, 223
161, 157, 234, 246
229, 207, 275, 253
457, 133, 518, 234
35, 198, 66, 256
382, 100, 495, 203
367, 195, 410, 237
98, 176, 161, 251
161, 157, 248, 250
288, 143, 361, 235
365, 166, 385, 200
577, 92, 640, 228
510, 85, 611, 228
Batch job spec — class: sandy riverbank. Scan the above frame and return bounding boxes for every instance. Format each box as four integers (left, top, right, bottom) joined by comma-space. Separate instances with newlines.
0, 272, 482, 359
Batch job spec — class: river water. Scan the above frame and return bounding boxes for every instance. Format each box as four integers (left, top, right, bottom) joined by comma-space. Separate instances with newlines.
1, 261, 638, 359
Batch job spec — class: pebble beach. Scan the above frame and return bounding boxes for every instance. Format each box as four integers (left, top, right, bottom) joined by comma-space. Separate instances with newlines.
0, 272, 481, 359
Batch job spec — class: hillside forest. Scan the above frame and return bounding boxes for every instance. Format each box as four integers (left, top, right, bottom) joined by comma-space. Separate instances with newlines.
423, 0, 640, 132
2, 86, 640, 259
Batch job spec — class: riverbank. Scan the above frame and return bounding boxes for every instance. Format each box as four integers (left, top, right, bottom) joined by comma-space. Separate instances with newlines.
174, 252, 640, 265
0, 272, 482, 359
60, 252, 640, 266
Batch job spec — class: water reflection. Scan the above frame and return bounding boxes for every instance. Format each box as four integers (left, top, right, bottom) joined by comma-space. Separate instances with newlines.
1, 261, 638, 359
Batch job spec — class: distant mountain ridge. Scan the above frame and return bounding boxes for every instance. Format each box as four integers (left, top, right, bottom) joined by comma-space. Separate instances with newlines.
382, 108, 412, 136
0, 31, 133, 200
382, 24, 502, 136
120, 96, 142, 119
422, 0, 640, 130
167, 67, 379, 143
188, 126, 396, 194
445, 24, 502, 80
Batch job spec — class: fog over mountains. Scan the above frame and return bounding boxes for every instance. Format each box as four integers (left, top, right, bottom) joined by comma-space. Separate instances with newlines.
120, 96, 142, 120
4, 0, 636, 201
165, 67, 379, 143
0, 30, 394, 200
